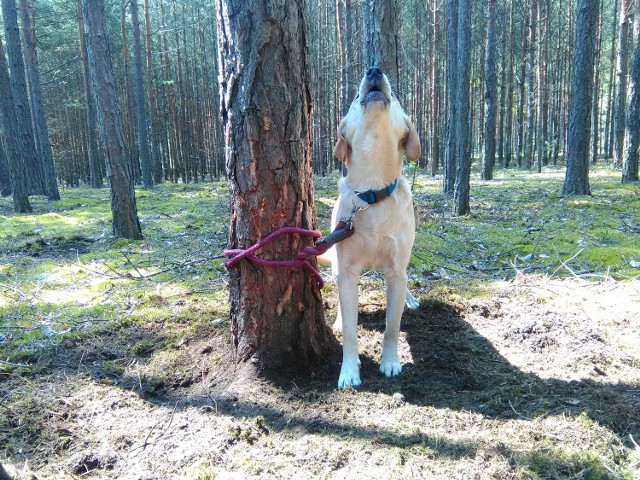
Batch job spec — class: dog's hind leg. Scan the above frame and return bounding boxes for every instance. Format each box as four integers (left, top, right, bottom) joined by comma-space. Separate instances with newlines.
380, 269, 408, 377
336, 268, 362, 388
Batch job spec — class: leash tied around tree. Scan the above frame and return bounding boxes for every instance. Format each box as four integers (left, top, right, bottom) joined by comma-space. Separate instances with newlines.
223, 221, 355, 288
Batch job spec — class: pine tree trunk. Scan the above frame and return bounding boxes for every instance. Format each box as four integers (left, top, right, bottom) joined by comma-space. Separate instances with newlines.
76, 0, 103, 188
453, 0, 471, 215
1, 0, 44, 196
0, 35, 31, 212
482, 0, 497, 181
18, 0, 60, 200
143, 0, 162, 184
444, 0, 458, 194
0, 137, 12, 197
622, 0, 640, 182
613, 0, 632, 169
604, 0, 619, 159
81, 0, 143, 239
516, 7, 527, 167
525, 0, 537, 170
591, 0, 603, 165
129, 0, 153, 188
564, 0, 599, 196
431, 0, 441, 176
363, 0, 400, 94
217, 0, 331, 369
504, 0, 515, 168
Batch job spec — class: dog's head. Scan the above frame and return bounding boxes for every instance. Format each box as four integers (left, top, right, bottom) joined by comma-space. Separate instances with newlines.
334, 66, 420, 166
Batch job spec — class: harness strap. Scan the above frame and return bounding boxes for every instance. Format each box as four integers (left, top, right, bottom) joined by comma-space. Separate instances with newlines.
355, 178, 398, 205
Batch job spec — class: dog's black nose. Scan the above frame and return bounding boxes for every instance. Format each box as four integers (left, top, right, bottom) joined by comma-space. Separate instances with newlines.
366, 66, 383, 81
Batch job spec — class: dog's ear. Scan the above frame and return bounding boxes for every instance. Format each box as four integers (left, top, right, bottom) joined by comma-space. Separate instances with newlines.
403, 116, 421, 162
334, 120, 351, 163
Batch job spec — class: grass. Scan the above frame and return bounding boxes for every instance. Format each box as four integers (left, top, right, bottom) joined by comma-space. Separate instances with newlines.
1, 167, 639, 362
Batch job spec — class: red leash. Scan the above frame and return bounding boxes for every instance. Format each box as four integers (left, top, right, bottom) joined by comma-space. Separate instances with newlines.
223, 222, 354, 288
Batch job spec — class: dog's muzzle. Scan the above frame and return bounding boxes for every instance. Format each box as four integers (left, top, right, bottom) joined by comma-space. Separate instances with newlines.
361, 66, 390, 108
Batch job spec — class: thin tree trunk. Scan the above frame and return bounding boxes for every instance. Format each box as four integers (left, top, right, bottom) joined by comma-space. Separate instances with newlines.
604, 0, 619, 160
0, 34, 31, 212
591, 0, 604, 165
482, 0, 497, 181
504, 0, 515, 168
431, 0, 441, 176
363, 0, 401, 96
82, 0, 143, 239
0, 137, 11, 196
129, 0, 153, 187
516, 5, 527, 167
144, 0, 163, 184
76, 0, 102, 188
564, 0, 599, 196
18, 0, 60, 200
613, 0, 632, 169
622, 0, 640, 182
454, 0, 471, 215
444, 0, 458, 194
525, 0, 537, 170
1, 0, 44, 196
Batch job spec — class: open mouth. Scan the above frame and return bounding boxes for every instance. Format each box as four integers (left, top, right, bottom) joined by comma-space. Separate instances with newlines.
361, 84, 389, 106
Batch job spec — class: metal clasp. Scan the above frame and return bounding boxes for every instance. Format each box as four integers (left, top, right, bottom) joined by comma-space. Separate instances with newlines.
342, 197, 369, 223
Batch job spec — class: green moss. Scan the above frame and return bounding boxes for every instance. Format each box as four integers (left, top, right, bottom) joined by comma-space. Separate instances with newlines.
523, 450, 621, 480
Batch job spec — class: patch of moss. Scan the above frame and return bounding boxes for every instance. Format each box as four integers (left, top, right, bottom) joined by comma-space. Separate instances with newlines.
523, 450, 621, 480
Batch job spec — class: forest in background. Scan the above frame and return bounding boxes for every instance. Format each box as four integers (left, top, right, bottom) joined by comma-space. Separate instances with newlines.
0, 0, 637, 204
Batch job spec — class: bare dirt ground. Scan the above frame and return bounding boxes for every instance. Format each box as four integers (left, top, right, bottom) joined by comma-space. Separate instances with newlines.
1, 274, 639, 479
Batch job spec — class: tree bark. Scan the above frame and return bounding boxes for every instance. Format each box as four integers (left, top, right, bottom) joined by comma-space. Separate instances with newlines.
453, 0, 471, 215
217, 0, 331, 369
81, 0, 143, 239
76, 0, 102, 188
613, 0, 632, 169
363, 0, 400, 95
504, 0, 515, 168
430, 0, 441, 176
564, 0, 599, 196
1, 0, 44, 196
444, 0, 458, 194
129, 0, 153, 188
18, 0, 60, 200
622, 0, 640, 182
482, 0, 497, 181
525, 0, 537, 170
0, 35, 31, 212
0, 137, 11, 197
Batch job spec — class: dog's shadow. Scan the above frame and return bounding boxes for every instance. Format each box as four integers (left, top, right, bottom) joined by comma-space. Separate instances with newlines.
351, 298, 639, 438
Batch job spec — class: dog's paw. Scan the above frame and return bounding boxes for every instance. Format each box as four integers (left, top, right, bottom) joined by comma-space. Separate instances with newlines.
405, 289, 420, 310
380, 358, 402, 377
338, 363, 361, 389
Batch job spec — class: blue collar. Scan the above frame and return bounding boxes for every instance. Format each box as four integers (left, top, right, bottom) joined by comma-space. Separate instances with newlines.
355, 178, 398, 205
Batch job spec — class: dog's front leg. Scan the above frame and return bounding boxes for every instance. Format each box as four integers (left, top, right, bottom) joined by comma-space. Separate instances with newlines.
336, 269, 361, 388
380, 269, 407, 377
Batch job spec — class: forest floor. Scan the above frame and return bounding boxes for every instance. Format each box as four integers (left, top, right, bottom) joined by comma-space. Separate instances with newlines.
0, 167, 639, 479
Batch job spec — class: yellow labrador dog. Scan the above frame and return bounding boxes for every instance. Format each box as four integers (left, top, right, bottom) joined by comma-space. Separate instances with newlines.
331, 66, 420, 388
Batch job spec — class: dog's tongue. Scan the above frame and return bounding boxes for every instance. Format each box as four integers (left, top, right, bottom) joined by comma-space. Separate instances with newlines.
365, 90, 387, 103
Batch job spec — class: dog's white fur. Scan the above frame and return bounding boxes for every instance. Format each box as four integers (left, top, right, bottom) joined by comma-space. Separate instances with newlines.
331, 68, 420, 388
